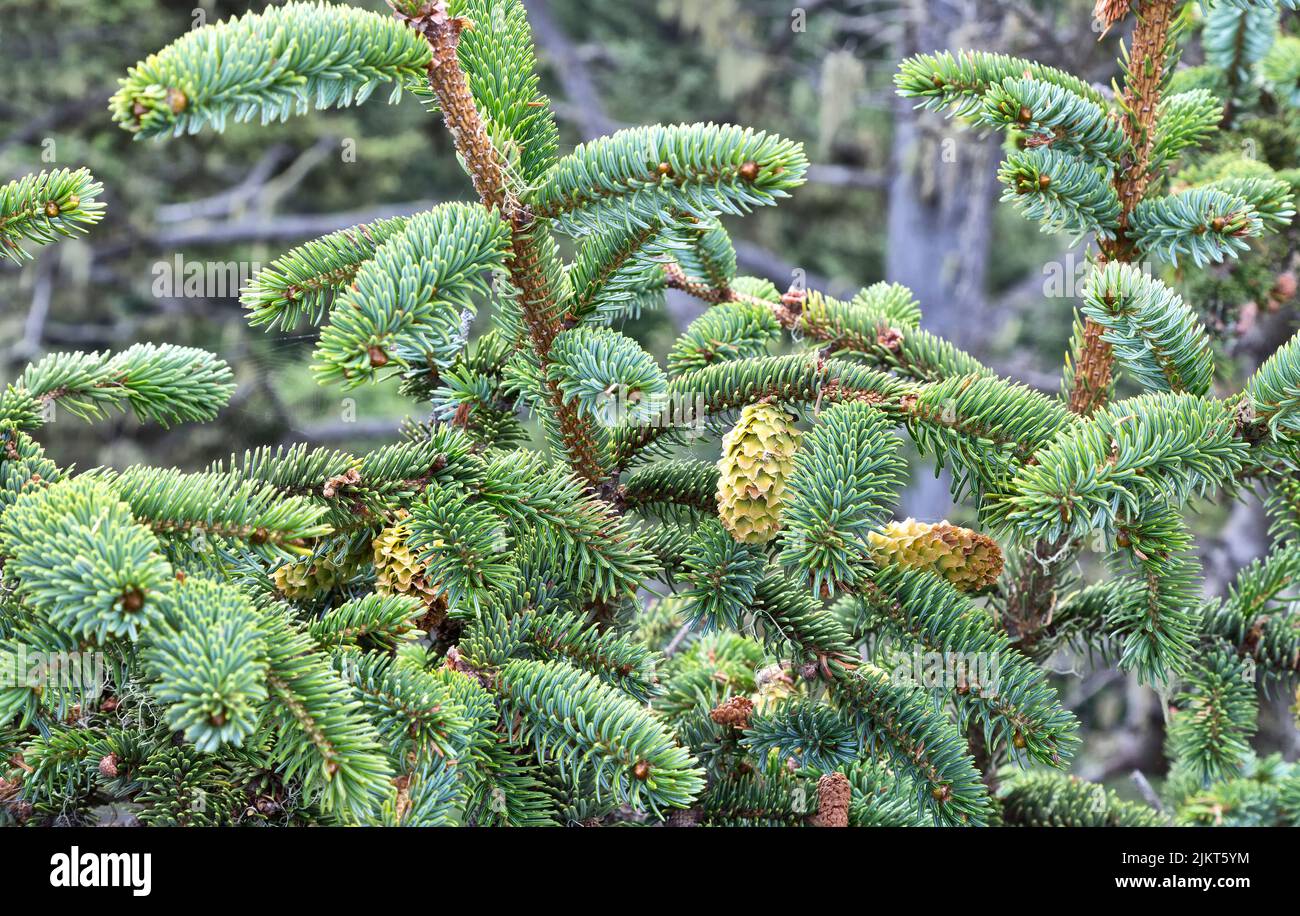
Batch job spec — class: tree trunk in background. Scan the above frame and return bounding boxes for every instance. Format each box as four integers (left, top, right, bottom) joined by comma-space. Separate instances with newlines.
889, 0, 1005, 520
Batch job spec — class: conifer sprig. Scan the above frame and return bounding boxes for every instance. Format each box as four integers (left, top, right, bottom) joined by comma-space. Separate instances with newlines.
2, 344, 235, 430
242, 216, 412, 331
1080, 262, 1214, 396
110, 1, 431, 138
0, 168, 105, 264
528, 123, 809, 233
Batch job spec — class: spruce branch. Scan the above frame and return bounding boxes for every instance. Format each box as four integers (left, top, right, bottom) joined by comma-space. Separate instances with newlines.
1080, 262, 1215, 396
1106, 505, 1202, 683
991, 393, 1248, 544
895, 50, 1108, 118
312, 204, 510, 388
998, 771, 1166, 826
1129, 185, 1264, 266
1166, 642, 1257, 786
110, 1, 431, 138
853, 566, 1081, 767
0, 168, 105, 264
396, 0, 606, 485
0, 478, 172, 644
778, 402, 905, 596
97, 466, 333, 550
258, 604, 393, 821
997, 148, 1122, 241
527, 123, 808, 233
981, 78, 1128, 167
667, 301, 781, 375
496, 658, 704, 815
5, 344, 234, 431
144, 578, 268, 752
750, 573, 991, 825
242, 216, 412, 331
1073, 0, 1181, 417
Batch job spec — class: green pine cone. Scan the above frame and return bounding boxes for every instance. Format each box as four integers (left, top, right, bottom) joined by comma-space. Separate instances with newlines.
716, 402, 802, 544
273, 552, 346, 599
868, 518, 1004, 592
373, 512, 444, 611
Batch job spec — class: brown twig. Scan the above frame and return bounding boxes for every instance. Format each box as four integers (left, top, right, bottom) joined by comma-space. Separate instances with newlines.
1017, 0, 1179, 645
1068, 0, 1177, 418
394, 1, 605, 485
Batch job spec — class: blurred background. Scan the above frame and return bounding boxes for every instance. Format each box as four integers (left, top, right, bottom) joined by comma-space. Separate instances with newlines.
1, 0, 1297, 791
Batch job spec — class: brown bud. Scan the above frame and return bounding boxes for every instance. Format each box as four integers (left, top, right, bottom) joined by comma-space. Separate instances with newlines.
1017, 105, 1033, 124
931, 784, 952, 802
367, 345, 389, 368
43, 201, 60, 218
1038, 174, 1052, 190
121, 589, 145, 613
657, 162, 673, 176
1013, 731, 1027, 749
876, 327, 904, 351
709, 696, 755, 729
633, 760, 651, 781
1269, 271, 1297, 306
780, 288, 806, 308
1211, 216, 1227, 233
738, 160, 760, 182
167, 88, 188, 114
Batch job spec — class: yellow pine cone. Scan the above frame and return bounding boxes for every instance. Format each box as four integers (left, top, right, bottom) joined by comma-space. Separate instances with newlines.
273, 553, 345, 599
716, 402, 802, 544
868, 518, 1004, 592
372, 512, 443, 608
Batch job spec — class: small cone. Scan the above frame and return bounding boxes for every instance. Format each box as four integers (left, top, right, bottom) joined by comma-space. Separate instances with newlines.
868, 518, 1003, 592
373, 511, 443, 607
273, 554, 344, 599
716, 402, 801, 544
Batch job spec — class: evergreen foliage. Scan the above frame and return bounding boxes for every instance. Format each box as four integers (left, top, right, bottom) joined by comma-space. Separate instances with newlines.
1, 0, 1299, 829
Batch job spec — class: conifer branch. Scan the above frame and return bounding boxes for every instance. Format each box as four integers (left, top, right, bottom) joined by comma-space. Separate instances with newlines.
0, 168, 105, 264
110, 2, 431, 138
9, 0, 1297, 832
395, 0, 605, 485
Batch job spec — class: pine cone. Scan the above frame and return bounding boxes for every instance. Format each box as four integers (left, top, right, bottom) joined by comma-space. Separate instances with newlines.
272, 553, 345, 599
709, 695, 755, 729
373, 512, 444, 609
716, 402, 801, 544
807, 771, 851, 827
868, 518, 1004, 592
98, 753, 119, 779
